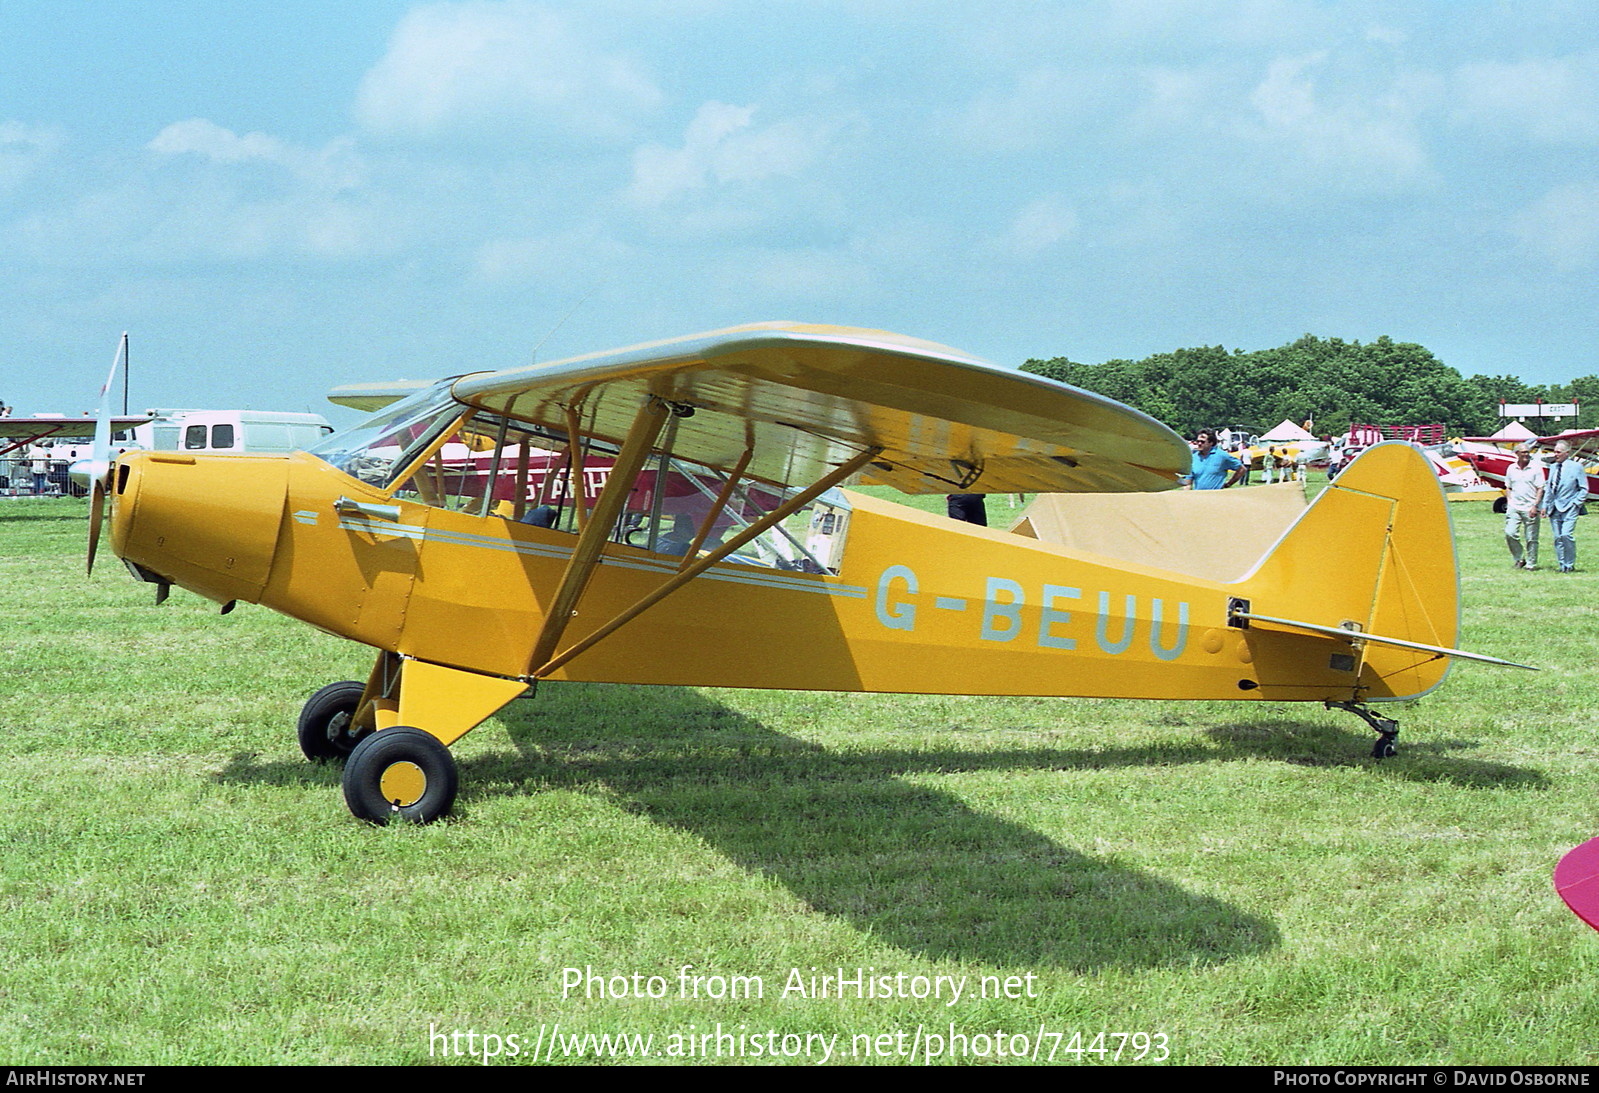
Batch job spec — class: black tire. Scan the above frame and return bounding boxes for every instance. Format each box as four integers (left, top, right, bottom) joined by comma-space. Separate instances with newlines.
297, 681, 369, 762
342, 727, 458, 825
1372, 736, 1398, 760
1492, 496, 1507, 515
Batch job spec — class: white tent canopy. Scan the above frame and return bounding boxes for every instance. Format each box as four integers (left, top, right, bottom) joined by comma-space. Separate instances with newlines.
1490, 420, 1537, 440
1260, 419, 1316, 442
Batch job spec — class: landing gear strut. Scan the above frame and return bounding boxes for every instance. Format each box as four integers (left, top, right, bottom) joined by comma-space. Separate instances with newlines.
1326, 701, 1399, 759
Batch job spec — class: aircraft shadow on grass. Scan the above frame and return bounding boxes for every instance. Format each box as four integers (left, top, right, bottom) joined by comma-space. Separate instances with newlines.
223, 683, 1540, 970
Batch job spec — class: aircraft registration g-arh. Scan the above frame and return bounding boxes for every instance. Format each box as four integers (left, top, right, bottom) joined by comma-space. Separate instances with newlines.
90, 322, 1531, 824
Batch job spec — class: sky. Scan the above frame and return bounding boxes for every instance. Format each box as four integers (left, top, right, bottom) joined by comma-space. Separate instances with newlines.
2, 0, 1596, 424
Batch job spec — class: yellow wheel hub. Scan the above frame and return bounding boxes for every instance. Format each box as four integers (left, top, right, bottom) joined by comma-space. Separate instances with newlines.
380, 761, 427, 808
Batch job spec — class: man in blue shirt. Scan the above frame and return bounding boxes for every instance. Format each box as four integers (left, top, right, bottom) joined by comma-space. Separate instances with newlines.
1541, 440, 1587, 572
1184, 428, 1246, 490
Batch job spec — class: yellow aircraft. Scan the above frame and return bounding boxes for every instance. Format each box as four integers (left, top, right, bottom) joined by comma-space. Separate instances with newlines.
90, 322, 1528, 824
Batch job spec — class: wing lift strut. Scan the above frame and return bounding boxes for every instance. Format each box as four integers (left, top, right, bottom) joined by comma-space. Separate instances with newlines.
526, 394, 882, 681
1226, 596, 1536, 759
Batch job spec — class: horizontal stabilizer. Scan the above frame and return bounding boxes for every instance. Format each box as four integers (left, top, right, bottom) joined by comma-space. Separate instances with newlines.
1230, 609, 1536, 670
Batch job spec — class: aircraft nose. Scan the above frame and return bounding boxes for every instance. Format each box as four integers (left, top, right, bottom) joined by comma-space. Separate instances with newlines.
111, 451, 290, 605
109, 454, 144, 556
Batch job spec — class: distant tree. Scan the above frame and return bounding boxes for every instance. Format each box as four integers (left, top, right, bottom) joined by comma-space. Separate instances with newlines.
1022, 334, 1571, 437
1025, 355, 1180, 430
1565, 376, 1599, 429
1465, 373, 1596, 433
1155, 347, 1242, 435
1469, 373, 1542, 408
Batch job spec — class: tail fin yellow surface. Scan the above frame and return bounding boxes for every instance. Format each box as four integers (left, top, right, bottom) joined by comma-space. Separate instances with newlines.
1241, 442, 1464, 701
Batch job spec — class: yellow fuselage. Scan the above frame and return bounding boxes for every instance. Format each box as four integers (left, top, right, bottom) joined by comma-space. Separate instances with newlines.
110, 445, 1453, 719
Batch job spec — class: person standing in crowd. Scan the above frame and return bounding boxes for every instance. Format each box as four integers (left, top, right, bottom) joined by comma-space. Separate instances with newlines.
1542, 440, 1586, 573
1503, 445, 1545, 570
1184, 429, 1245, 490
30, 445, 50, 495
946, 494, 987, 526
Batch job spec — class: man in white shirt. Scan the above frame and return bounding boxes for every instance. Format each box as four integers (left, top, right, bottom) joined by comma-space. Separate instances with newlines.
1503, 445, 1545, 570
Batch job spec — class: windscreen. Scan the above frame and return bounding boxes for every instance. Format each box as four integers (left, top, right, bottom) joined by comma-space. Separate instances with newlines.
371, 403, 854, 576
306, 381, 466, 488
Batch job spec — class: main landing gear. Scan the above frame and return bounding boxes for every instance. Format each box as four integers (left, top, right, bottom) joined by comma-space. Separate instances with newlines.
295, 679, 460, 825
296, 657, 522, 824
1326, 701, 1400, 759
342, 727, 459, 825
296, 680, 370, 761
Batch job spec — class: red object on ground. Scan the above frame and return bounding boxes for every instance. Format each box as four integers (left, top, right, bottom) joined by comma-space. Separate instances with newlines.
1554, 837, 1599, 930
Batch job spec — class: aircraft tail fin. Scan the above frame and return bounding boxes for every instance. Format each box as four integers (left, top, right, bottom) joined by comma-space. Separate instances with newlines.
1239, 442, 1466, 701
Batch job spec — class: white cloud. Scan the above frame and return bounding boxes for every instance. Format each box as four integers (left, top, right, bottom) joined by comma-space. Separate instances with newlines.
1127, 65, 1230, 133
994, 197, 1079, 258
944, 68, 1129, 153
1244, 51, 1434, 188
471, 228, 631, 285
629, 102, 752, 205
117, 120, 384, 261
961, 0, 1335, 68
1450, 54, 1599, 145
1513, 183, 1599, 270
0, 121, 65, 196
355, 1, 661, 141
712, 246, 873, 303
847, 220, 955, 273
149, 119, 292, 165
1364, 24, 1408, 49
148, 119, 364, 190
627, 101, 830, 207
1250, 52, 1324, 128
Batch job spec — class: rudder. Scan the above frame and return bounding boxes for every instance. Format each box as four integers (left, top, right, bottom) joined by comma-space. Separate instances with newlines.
1242, 442, 1458, 701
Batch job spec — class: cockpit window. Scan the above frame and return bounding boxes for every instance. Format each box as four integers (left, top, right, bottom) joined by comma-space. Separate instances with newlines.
390, 410, 575, 516
306, 381, 466, 488
314, 392, 855, 575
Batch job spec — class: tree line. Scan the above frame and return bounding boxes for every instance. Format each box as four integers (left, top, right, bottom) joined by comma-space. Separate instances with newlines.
1022, 334, 1599, 438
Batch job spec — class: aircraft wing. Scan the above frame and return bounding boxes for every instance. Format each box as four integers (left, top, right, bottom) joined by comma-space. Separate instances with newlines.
1534, 429, 1599, 459
336, 322, 1191, 495
0, 416, 150, 442
325, 381, 435, 413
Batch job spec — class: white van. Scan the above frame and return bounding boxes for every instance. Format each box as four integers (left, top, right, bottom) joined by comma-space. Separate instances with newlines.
139, 410, 334, 455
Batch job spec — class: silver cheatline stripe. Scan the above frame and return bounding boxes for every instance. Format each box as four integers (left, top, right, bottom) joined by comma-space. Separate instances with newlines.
335, 517, 867, 600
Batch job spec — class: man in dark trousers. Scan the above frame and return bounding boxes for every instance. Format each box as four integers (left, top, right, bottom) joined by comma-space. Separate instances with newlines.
947, 494, 987, 525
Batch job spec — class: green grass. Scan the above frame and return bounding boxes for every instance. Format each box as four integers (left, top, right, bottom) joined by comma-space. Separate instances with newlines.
1, 486, 1597, 1065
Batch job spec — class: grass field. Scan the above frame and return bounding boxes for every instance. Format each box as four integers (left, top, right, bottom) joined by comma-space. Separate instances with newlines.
2, 486, 1597, 1066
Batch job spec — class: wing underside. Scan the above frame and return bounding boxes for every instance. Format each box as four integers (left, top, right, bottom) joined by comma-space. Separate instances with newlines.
0, 417, 149, 442
333, 323, 1191, 495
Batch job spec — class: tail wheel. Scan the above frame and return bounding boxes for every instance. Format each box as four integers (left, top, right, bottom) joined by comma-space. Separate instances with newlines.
343, 727, 458, 825
297, 680, 370, 762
